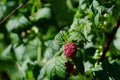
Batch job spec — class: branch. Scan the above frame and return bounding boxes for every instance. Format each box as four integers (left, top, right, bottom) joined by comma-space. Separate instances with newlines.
98, 17, 120, 63
0, 0, 29, 25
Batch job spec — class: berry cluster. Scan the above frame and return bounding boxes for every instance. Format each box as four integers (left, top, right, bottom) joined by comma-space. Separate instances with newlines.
63, 42, 77, 74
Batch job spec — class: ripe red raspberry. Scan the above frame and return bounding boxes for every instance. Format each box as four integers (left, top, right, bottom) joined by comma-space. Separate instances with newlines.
65, 61, 74, 74
64, 42, 77, 58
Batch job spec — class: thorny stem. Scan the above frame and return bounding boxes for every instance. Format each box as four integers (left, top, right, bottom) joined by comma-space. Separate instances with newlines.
0, 0, 29, 25
98, 17, 120, 63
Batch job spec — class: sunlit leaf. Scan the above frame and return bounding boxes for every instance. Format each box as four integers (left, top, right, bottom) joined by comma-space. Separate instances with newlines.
94, 13, 99, 26
55, 30, 69, 44
69, 17, 91, 41
46, 56, 67, 80
6, 15, 30, 33
36, 7, 51, 20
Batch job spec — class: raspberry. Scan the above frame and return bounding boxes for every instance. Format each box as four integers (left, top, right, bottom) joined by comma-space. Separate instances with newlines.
64, 42, 77, 58
65, 61, 74, 74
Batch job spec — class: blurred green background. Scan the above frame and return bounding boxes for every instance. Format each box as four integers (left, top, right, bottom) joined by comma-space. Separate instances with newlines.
0, 0, 120, 80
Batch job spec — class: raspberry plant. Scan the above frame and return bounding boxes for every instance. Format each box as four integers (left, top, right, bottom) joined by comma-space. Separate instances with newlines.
0, 0, 120, 80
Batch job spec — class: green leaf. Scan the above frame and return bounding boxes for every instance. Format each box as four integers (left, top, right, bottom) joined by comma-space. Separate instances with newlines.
93, 60, 120, 80
9, 33, 20, 44
0, 2, 7, 19
114, 27, 120, 51
92, 0, 99, 10
1, 44, 12, 60
26, 70, 34, 80
79, 0, 86, 10
94, 13, 99, 26
69, 17, 91, 42
37, 65, 46, 80
102, 60, 120, 80
92, 64, 109, 80
44, 40, 60, 59
1, 43, 25, 61
69, 30, 86, 42
6, 15, 30, 33
14, 44, 25, 61
0, 59, 24, 80
113, 38, 120, 51
46, 56, 67, 80
23, 37, 39, 60
55, 30, 69, 44
36, 7, 51, 20
66, 0, 73, 10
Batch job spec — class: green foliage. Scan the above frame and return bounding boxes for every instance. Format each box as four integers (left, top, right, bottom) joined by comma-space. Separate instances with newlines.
6, 15, 30, 33
55, 30, 69, 44
0, 0, 120, 80
69, 17, 91, 42
36, 7, 51, 20
92, 60, 120, 80
46, 56, 67, 80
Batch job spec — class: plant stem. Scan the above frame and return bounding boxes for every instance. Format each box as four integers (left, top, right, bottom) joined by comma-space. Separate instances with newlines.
53, 48, 63, 57
98, 17, 120, 63
37, 40, 42, 62
0, 0, 29, 25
